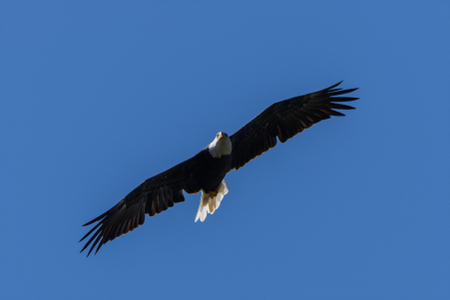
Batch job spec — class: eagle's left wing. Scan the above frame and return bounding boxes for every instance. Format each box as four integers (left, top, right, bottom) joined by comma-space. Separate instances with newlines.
229, 81, 358, 171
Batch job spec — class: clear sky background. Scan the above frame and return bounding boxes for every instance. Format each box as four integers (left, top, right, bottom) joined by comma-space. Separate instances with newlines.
1, 1, 449, 299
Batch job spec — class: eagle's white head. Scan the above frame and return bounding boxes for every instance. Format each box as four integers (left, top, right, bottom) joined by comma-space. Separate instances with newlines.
207, 131, 232, 158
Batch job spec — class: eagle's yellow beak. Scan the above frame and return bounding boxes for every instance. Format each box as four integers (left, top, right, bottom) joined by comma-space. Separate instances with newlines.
217, 131, 228, 139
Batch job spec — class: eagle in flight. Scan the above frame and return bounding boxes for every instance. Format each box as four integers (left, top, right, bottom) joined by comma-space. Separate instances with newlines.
80, 81, 358, 256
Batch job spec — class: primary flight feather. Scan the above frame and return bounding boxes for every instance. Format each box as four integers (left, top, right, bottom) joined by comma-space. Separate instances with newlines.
80, 81, 358, 256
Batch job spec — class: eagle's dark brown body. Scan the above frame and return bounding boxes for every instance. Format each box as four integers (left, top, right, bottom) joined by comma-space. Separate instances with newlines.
191, 149, 232, 194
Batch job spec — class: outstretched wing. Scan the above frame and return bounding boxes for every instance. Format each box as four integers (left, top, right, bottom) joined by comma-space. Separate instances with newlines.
79, 152, 204, 256
229, 81, 358, 171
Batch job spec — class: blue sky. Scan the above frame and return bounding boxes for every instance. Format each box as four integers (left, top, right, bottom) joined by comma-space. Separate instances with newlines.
1, 1, 449, 299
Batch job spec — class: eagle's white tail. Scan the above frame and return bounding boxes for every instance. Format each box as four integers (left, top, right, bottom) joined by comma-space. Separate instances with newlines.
195, 180, 228, 222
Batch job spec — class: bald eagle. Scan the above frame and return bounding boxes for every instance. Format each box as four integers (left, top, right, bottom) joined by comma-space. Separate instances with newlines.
80, 81, 358, 256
